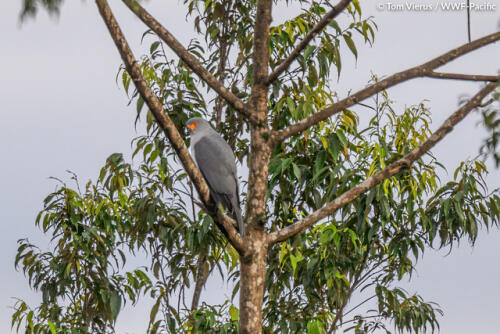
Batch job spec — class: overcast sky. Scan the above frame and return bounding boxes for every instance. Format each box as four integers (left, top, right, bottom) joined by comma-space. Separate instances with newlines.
1, 1, 499, 333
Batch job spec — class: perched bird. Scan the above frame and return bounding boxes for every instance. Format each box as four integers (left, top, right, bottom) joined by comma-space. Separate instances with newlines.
186, 118, 244, 236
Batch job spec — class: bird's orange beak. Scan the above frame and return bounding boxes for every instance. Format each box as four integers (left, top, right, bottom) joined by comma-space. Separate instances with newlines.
186, 121, 198, 131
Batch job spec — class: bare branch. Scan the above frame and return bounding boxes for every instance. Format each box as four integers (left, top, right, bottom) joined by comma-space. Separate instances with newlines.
191, 251, 208, 311
480, 98, 495, 108
268, 82, 497, 244
427, 72, 500, 82
266, 0, 352, 84
273, 31, 500, 142
121, 0, 257, 124
95, 0, 244, 253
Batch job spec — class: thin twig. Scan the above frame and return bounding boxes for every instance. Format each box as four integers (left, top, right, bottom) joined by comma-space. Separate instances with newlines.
343, 295, 377, 317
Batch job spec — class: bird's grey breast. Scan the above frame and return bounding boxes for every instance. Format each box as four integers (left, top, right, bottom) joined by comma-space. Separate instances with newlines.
189, 132, 202, 166
192, 133, 238, 195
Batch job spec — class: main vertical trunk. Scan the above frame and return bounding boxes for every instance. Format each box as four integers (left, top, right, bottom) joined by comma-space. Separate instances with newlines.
238, 125, 271, 333
240, 1, 273, 332
239, 227, 268, 333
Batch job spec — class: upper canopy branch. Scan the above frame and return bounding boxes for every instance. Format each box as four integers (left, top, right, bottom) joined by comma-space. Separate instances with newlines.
272, 31, 500, 143
266, 0, 353, 85
121, 0, 258, 125
95, 0, 245, 253
268, 82, 498, 244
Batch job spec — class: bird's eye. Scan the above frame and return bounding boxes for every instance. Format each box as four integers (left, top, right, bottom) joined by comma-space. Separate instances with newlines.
187, 121, 198, 131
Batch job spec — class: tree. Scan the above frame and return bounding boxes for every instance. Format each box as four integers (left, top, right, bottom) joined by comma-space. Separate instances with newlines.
13, 0, 500, 333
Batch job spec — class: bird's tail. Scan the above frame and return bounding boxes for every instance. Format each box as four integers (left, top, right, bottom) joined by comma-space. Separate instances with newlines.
234, 206, 245, 237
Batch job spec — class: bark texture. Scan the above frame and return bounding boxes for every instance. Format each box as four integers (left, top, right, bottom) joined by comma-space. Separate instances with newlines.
239, 229, 269, 334
237, 1, 273, 333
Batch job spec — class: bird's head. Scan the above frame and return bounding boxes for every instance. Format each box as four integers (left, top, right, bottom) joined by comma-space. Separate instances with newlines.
186, 117, 211, 134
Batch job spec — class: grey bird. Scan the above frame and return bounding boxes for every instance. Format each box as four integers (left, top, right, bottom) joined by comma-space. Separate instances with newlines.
186, 118, 244, 236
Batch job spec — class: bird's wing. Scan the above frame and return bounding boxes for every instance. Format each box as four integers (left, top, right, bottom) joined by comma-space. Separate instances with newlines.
194, 133, 244, 235
193, 134, 238, 200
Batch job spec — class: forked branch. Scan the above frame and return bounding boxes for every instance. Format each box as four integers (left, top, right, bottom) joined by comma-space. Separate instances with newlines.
95, 0, 244, 252
121, 0, 257, 124
266, 0, 353, 84
273, 31, 500, 142
268, 82, 498, 244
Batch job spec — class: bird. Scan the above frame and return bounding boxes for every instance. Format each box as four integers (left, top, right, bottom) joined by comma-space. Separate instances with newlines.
186, 117, 244, 236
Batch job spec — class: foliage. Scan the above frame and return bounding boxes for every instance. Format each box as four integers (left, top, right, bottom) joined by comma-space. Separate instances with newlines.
263, 86, 500, 333
20, 0, 64, 20
14, 1, 500, 334
480, 87, 500, 167
13, 149, 237, 333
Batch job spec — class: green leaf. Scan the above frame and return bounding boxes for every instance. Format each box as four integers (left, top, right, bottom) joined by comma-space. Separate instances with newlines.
290, 252, 304, 275
352, 0, 362, 16
48, 321, 56, 334
151, 320, 161, 334
335, 270, 351, 288
292, 163, 302, 182
286, 97, 296, 118
343, 33, 357, 59
454, 200, 466, 223
304, 45, 316, 60
213, 3, 224, 19
150, 297, 161, 325
281, 158, 293, 174
333, 42, 342, 76
336, 129, 348, 147
229, 305, 239, 322
150, 41, 160, 54
307, 319, 324, 334
328, 20, 341, 34
136, 95, 145, 115
110, 291, 122, 321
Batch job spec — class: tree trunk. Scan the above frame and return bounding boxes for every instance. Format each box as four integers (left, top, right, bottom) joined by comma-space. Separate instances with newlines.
238, 0, 272, 330
238, 226, 268, 333
238, 125, 271, 333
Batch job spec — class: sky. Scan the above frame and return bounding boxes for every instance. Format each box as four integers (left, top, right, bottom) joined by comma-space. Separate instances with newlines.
1, 1, 499, 333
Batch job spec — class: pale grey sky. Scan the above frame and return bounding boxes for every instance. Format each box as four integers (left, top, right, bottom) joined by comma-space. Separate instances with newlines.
1, 1, 499, 333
